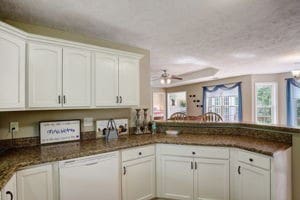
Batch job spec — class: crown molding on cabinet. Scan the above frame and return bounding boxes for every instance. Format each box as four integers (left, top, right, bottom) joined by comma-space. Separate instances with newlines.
0, 21, 144, 60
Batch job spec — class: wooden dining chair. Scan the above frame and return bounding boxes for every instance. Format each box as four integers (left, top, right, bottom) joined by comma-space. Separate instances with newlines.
203, 112, 223, 122
169, 112, 187, 120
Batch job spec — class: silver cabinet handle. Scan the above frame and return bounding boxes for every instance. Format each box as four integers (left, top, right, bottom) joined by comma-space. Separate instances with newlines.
123, 166, 126, 175
58, 95, 61, 104
191, 161, 194, 170
238, 166, 241, 175
119, 96, 122, 103
85, 162, 98, 166
63, 95, 66, 104
195, 162, 197, 170
116, 96, 119, 103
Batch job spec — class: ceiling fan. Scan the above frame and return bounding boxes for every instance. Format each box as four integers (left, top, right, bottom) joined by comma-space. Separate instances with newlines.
160, 70, 183, 85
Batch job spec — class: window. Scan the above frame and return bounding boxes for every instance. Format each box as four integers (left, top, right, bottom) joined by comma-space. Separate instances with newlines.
287, 78, 300, 127
203, 82, 242, 122
167, 92, 187, 119
152, 92, 166, 120
255, 83, 277, 124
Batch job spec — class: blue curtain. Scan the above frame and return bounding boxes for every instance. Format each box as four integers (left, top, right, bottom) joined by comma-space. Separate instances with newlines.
202, 82, 243, 121
286, 78, 300, 126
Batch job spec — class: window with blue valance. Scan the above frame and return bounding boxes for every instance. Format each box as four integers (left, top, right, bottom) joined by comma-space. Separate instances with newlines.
203, 82, 242, 122
287, 78, 300, 127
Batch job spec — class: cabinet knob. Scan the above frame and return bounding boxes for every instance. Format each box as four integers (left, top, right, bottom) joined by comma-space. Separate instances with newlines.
138, 152, 142, 155
192, 151, 196, 155
6, 191, 13, 200
249, 158, 254, 162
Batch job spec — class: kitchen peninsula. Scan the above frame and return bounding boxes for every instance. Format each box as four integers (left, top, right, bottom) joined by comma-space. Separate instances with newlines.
0, 121, 293, 200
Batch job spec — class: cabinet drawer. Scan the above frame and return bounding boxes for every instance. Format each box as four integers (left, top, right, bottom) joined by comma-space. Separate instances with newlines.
122, 145, 155, 162
157, 144, 229, 159
238, 150, 270, 170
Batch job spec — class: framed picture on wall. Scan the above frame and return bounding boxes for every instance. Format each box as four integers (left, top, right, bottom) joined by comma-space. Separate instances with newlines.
39, 119, 81, 144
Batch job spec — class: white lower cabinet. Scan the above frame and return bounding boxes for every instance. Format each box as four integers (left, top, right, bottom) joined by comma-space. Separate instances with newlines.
237, 163, 270, 200
194, 158, 229, 200
158, 155, 194, 200
156, 144, 230, 200
121, 145, 156, 200
1, 174, 17, 200
17, 164, 53, 200
122, 156, 155, 200
230, 149, 271, 200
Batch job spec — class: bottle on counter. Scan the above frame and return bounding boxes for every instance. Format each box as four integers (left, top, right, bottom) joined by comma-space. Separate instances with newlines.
151, 117, 157, 134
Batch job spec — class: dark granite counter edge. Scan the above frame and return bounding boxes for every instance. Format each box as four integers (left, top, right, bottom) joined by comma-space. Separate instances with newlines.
156, 121, 300, 134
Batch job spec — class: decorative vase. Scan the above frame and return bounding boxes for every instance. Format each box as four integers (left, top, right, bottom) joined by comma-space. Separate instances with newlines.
135, 109, 142, 134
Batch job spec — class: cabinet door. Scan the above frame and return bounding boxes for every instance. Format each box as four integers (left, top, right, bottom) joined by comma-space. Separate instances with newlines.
118, 56, 139, 106
238, 163, 270, 200
122, 156, 155, 200
194, 158, 229, 200
17, 165, 53, 200
28, 43, 62, 108
0, 31, 25, 109
94, 52, 119, 106
63, 48, 91, 107
158, 155, 193, 200
1, 174, 17, 200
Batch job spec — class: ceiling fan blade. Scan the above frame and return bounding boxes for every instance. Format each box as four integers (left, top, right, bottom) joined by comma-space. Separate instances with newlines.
170, 75, 183, 80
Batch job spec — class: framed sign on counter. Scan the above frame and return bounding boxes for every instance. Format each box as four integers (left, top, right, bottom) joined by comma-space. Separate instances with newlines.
39, 119, 81, 144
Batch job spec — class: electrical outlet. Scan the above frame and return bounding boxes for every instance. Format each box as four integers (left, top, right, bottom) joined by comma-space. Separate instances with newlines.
9, 122, 19, 133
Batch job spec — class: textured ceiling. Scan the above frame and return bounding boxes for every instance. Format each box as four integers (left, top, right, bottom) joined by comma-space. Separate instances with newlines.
1, 0, 300, 83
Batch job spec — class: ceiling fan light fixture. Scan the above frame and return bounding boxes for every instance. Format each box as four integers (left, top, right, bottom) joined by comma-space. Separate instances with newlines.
160, 78, 166, 84
166, 78, 171, 84
292, 70, 300, 80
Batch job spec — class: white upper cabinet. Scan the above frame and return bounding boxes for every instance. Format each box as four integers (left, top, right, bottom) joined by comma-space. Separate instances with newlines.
94, 54, 140, 107
63, 48, 91, 107
28, 43, 62, 108
0, 21, 142, 110
0, 30, 25, 110
118, 56, 140, 106
94, 52, 119, 107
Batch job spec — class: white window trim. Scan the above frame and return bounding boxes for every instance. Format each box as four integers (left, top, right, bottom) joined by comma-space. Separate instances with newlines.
254, 82, 278, 124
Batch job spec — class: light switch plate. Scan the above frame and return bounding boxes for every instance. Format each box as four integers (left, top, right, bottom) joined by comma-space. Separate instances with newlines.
83, 118, 94, 127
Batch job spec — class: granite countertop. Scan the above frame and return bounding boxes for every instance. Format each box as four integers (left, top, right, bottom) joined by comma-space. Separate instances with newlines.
0, 133, 291, 190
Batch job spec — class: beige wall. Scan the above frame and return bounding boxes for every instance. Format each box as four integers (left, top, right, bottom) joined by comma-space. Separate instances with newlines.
165, 73, 292, 124
0, 20, 151, 139
166, 75, 253, 121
